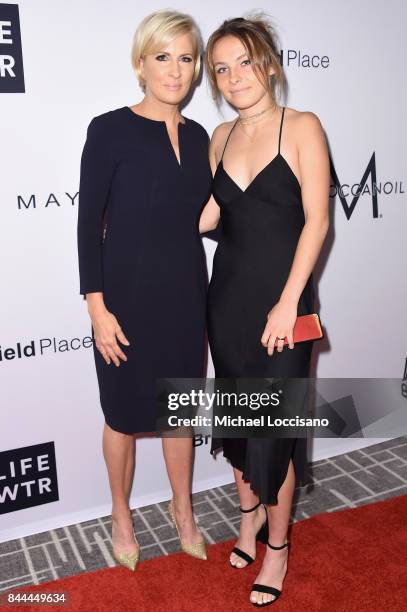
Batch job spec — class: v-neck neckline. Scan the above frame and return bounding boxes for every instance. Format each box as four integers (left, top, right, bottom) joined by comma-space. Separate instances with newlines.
218, 153, 301, 193
165, 121, 182, 167
124, 106, 186, 168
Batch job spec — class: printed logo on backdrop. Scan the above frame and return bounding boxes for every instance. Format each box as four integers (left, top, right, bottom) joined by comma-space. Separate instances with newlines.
330, 153, 405, 220
0, 335, 94, 362
279, 49, 329, 69
0, 3, 25, 93
0, 442, 58, 514
193, 434, 211, 448
16, 192, 78, 210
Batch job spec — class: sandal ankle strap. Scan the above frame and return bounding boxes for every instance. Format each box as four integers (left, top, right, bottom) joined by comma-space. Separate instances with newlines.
238, 501, 261, 513
267, 540, 289, 550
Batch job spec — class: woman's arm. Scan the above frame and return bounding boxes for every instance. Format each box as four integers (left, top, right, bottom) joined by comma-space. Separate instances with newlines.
261, 111, 330, 355
77, 116, 129, 366
78, 116, 113, 296
198, 125, 223, 234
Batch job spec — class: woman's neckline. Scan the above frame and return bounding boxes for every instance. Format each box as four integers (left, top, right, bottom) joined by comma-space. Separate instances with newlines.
124, 106, 187, 126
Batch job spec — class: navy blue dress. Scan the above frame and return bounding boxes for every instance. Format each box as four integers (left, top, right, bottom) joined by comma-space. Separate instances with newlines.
77, 106, 212, 434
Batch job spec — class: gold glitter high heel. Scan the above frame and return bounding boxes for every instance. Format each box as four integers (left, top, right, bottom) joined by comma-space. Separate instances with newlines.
168, 498, 207, 560
112, 519, 140, 571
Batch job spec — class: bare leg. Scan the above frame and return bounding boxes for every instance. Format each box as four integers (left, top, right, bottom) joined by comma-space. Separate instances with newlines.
103, 423, 138, 553
250, 459, 295, 605
162, 435, 203, 544
229, 467, 267, 568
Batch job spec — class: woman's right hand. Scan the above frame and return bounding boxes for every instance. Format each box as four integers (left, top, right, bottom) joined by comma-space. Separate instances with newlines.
86, 295, 130, 366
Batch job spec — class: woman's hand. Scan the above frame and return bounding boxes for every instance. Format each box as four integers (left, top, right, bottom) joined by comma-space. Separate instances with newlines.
87, 300, 130, 366
260, 299, 298, 355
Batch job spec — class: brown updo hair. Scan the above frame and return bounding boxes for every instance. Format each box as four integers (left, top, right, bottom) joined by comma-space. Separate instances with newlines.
205, 13, 285, 105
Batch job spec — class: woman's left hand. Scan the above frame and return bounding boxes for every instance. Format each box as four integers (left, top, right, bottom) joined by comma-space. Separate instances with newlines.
260, 299, 298, 355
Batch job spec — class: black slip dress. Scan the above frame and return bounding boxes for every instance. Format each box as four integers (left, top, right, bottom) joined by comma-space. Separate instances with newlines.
207, 106, 314, 504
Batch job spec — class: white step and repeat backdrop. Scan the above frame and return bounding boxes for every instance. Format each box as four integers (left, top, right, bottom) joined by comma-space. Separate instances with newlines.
1, 0, 406, 541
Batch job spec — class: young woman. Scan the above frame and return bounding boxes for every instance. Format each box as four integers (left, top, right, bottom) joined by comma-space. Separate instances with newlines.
200, 15, 330, 606
77, 10, 212, 570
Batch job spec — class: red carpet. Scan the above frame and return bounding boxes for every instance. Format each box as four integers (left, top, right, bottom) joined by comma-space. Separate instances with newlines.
3, 495, 407, 611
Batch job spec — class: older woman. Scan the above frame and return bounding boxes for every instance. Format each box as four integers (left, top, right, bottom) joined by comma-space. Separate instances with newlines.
77, 10, 212, 569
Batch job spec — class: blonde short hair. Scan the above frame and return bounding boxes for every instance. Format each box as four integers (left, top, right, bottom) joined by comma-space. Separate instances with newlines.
131, 10, 203, 89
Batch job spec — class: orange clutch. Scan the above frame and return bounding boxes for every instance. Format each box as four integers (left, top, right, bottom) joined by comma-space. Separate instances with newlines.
274, 313, 323, 346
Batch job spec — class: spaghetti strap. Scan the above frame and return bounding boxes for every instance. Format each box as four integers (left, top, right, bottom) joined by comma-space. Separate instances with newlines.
278, 106, 286, 154
220, 119, 239, 161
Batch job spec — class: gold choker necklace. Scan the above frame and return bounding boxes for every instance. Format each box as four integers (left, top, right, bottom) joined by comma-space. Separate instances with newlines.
238, 104, 277, 125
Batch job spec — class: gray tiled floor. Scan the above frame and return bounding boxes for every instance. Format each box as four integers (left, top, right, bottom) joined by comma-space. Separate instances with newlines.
1, 436, 406, 595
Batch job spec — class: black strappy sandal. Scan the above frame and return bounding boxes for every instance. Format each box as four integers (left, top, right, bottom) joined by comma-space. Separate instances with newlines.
250, 540, 290, 607
230, 501, 268, 568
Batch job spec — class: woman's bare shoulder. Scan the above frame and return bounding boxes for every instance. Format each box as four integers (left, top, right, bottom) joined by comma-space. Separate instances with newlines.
209, 120, 236, 159
284, 107, 326, 155
211, 119, 236, 144
285, 106, 324, 134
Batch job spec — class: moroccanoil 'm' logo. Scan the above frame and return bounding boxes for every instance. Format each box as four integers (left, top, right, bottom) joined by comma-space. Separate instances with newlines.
330, 153, 404, 220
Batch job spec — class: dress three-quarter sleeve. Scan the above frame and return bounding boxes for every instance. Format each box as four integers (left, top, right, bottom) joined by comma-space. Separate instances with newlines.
77, 116, 115, 295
